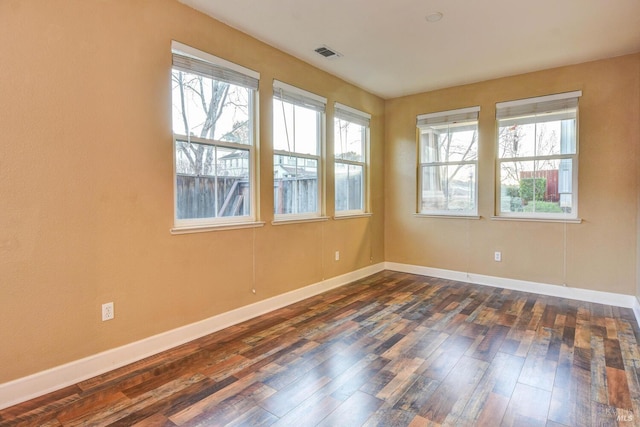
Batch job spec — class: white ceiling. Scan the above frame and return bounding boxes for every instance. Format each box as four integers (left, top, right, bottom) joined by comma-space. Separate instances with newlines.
180, 0, 640, 99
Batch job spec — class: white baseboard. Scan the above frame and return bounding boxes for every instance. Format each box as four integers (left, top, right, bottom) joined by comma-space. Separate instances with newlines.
3, 261, 638, 411
633, 297, 640, 326
0, 263, 385, 411
385, 262, 640, 315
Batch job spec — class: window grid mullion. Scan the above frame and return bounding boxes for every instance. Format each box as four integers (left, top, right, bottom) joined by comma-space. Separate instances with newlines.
335, 159, 366, 168
174, 134, 253, 151
498, 153, 576, 163
420, 160, 477, 167
274, 150, 320, 161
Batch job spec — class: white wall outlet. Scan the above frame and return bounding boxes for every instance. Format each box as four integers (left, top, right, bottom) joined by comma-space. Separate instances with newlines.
494, 251, 502, 262
102, 302, 114, 321
335, 251, 340, 261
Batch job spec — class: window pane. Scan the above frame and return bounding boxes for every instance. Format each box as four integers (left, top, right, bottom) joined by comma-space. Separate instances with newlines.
335, 162, 348, 212
421, 125, 478, 163
420, 121, 477, 163
273, 99, 318, 155
274, 155, 318, 215
347, 164, 364, 211
498, 116, 576, 159
176, 140, 215, 176
335, 119, 364, 162
499, 159, 573, 214
420, 165, 442, 211
215, 147, 251, 218
420, 132, 438, 163
273, 99, 294, 152
421, 164, 476, 212
172, 70, 251, 144
175, 140, 250, 219
335, 162, 363, 212
294, 106, 319, 155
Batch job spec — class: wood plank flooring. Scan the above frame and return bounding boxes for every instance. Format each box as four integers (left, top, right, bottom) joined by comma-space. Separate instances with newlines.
2, 270, 640, 426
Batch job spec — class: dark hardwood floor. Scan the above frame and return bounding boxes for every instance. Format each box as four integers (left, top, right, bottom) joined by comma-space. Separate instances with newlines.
2, 271, 640, 426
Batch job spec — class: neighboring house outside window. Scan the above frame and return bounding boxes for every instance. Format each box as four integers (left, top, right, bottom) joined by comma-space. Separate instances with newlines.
171, 41, 259, 230
273, 80, 326, 219
496, 91, 581, 220
417, 107, 480, 216
334, 103, 370, 215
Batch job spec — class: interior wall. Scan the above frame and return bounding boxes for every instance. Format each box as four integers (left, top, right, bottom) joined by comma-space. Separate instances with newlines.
385, 53, 640, 296
2, 0, 638, 390
0, 0, 385, 383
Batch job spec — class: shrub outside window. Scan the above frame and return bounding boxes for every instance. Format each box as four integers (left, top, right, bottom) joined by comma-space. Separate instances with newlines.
334, 103, 370, 215
417, 107, 479, 216
273, 80, 326, 219
496, 91, 581, 219
171, 41, 259, 229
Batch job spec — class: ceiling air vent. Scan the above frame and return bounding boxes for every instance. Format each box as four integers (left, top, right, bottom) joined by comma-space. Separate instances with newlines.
314, 45, 342, 60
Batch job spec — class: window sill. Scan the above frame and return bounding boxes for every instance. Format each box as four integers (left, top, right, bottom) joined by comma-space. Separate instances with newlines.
491, 216, 582, 224
414, 213, 481, 220
272, 216, 330, 226
334, 213, 372, 220
171, 221, 265, 235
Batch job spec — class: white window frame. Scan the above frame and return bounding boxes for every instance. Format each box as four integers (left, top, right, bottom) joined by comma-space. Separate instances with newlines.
495, 91, 581, 221
170, 41, 260, 231
334, 103, 370, 217
417, 106, 480, 217
272, 80, 326, 221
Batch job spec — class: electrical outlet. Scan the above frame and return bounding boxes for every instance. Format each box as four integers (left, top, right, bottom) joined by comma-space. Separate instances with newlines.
494, 251, 502, 262
102, 302, 114, 321
335, 251, 340, 261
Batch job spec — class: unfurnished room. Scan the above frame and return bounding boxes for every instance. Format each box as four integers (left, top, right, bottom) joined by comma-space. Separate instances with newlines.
1, 1, 640, 426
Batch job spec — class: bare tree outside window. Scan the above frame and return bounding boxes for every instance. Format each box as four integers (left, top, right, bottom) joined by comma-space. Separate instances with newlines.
172, 69, 254, 221
419, 118, 478, 215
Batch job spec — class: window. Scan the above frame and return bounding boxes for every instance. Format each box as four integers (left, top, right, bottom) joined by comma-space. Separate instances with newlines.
334, 103, 370, 215
273, 80, 325, 219
417, 107, 479, 216
171, 42, 259, 229
496, 91, 581, 219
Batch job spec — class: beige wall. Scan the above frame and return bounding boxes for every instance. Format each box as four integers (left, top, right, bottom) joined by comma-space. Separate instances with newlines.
385, 54, 640, 295
1, 0, 639, 388
0, 0, 385, 383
